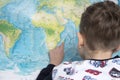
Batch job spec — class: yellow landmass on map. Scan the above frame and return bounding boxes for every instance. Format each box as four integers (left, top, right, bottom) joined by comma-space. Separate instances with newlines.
0, 0, 10, 9
37, 0, 90, 27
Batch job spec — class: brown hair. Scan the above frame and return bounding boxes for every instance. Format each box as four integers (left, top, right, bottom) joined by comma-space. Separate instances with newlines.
80, 1, 120, 51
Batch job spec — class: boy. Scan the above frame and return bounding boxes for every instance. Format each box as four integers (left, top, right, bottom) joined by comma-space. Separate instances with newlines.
36, 1, 120, 80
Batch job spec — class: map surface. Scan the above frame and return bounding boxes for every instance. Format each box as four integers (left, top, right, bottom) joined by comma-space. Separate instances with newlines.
0, 0, 119, 80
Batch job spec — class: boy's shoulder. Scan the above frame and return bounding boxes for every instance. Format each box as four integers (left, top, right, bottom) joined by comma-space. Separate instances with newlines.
54, 55, 120, 70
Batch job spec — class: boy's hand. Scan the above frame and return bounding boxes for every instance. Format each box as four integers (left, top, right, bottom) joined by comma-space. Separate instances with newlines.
49, 43, 64, 66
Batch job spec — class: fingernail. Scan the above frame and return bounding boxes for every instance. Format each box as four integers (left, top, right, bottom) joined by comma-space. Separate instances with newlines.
57, 39, 64, 46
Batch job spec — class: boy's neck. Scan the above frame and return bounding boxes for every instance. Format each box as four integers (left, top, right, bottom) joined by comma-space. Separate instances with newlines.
85, 50, 113, 60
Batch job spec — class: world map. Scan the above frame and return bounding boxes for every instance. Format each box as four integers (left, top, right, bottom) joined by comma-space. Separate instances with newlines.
0, 0, 120, 80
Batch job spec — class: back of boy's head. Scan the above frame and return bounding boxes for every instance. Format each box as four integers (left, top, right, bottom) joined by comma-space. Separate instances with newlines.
80, 1, 120, 51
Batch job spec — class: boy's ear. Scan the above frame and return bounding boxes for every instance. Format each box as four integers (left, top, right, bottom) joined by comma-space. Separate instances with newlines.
113, 45, 120, 53
77, 32, 84, 47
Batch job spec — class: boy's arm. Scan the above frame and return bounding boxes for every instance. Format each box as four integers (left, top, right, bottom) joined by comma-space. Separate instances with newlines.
36, 64, 55, 80
49, 43, 64, 66
36, 43, 64, 80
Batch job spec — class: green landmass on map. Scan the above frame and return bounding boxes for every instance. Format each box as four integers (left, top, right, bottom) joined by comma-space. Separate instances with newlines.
0, 20, 21, 56
32, 0, 90, 49
32, 11, 64, 49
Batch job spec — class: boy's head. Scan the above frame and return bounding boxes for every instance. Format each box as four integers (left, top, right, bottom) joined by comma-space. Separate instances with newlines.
78, 1, 120, 53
